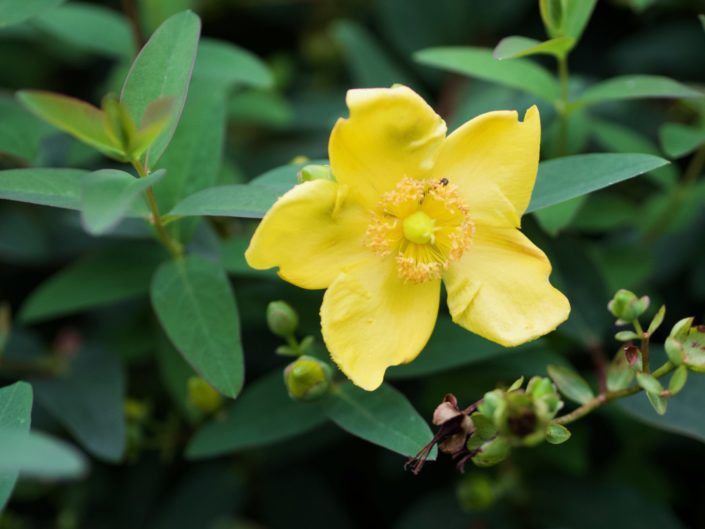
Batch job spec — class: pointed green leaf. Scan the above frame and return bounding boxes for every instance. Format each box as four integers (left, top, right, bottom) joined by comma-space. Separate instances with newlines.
321, 382, 435, 459
562, 0, 597, 42
547, 364, 595, 405
493, 36, 575, 60
636, 372, 664, 395
576, 76, 703, 107
414, 47, 560, 102
121, 10, 201, 167
659, 123, 705, 159
0, 429, 86, 478
168, 184, 280, 218
527, 153, 669, 213
0, 382, 32, 510
81, 169, 164, 235
645, 391, 668, 415
193, 38, 272, 89
31, 2, 134, 59
32, 346, 125, 462
17, 91, 124, 159
0, 0, 64, 27
20, 243, 164, 323
648, 305, 666, 335
151, 255, 244, 398
186, 370, 327, 458
669, 365, 688, 396
546, 422, 572, 444
0, 168, 86, 209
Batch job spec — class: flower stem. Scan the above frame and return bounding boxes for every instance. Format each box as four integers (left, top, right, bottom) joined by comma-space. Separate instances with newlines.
554, 361, 675, 425
131, 160, 183, 259
633, 319, 650, 373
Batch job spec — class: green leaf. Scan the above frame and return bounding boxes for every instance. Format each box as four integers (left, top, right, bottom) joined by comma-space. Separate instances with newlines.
81, 169, 164, 235
527, 153, 669, 213
648, 305, 666, 335
32, 346, 125, 461
493, 36, 575, 60
321, 382, 435, 459
620, 368, 705, 442
659, 123, 705, 159
0, 0, 64, 27
576, 75, 703, 107
0, 168, 87, 210
534, 195, 587, 236
646, 391, 668, 415
151, 255, 244, 399
332, 19, 415, 88
0, 382, 32, 511
414, 47, 560, 102
154, 79, 227, 227
668, 365, 688, 396
636, 372, 664, 395
388, 317, 537, 379
0, 97, 51, 162
562, 0, 597, 42
545, 422, 572, 445
0, 429, 86, 478
186, 371, 327, 458
17, 91, 124, 159
590, 117, 678, 189
547, 364, 595, 405
20, 243, 164, 323
31, 2, 134, 59
193, 38, 272, 89
120, 10, 201, 167
168, 184, 280, 219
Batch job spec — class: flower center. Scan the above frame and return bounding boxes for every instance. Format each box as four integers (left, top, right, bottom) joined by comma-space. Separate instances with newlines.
403, 211, 436, 245
365, 177, 474, 283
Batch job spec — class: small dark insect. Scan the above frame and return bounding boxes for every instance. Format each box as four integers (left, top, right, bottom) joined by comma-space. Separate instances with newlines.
439, 178, 449, 186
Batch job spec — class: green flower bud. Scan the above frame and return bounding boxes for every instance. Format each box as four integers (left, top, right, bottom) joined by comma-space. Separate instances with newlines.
470, 436, 511, 467
665, 336, 685, 365
266, 300, 299, 339
284, 355, 333, 401
457, 474, 497, 511
682, 326, 705, 372
607, 289, 649, 323
187, 376, 224, 415
297, 164, 335, 183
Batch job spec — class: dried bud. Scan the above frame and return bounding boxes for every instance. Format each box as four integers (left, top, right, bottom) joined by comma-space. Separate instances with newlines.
283, 356, 332, 401
433, 394, 462, 425
266, 300, 299, 339
624, 344, 641, 366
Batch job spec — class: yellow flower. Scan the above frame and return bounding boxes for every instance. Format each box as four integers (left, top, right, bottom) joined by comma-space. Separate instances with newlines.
246, 85, 570, 391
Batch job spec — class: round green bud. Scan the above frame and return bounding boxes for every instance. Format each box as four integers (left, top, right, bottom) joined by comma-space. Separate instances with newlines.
457, 474, 497, 511
608, 289, 649, 323
471, 437, 511, 467
297, 164, 335, 183
266, 300, 299, 339
682, 327, 705, 372
284, 356, 333, 402
187, 376, 223, 415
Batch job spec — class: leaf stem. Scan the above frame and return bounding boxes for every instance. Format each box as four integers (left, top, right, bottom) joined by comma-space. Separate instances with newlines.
556, 55, 570, 156
633, 319, 650, 373
554, 361, 675, 425
131, 160, 183, 258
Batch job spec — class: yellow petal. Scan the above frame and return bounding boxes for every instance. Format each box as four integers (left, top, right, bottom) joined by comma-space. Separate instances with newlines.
321, 258, 440, 390
444, 225, 569, 346
433, 106, 541, 228
245, 179, 369, 290
329, 85, 447, 208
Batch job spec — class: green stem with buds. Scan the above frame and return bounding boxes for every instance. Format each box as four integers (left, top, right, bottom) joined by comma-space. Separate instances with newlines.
131, 160, 183, 259
554, 361, 675, 425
